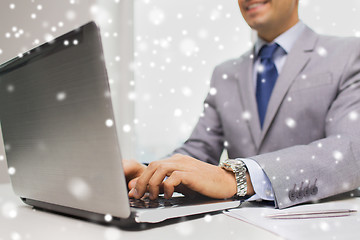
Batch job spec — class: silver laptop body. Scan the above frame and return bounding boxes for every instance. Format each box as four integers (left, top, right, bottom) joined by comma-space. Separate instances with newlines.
0, 22, 241, 227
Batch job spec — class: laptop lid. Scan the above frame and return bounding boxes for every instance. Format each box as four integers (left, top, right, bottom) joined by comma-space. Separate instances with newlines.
0, 21, 131, 219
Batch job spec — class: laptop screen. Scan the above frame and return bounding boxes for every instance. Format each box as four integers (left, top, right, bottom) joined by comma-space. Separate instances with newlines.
0, 22, 130, 218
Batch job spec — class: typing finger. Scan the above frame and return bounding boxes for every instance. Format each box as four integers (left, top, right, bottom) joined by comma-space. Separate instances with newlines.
148, 166, 174, 200
134, 161, 173, 199
163, 171, 186, 199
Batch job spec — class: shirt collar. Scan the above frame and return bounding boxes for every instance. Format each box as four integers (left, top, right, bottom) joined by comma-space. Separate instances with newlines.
254, 21, 306, 57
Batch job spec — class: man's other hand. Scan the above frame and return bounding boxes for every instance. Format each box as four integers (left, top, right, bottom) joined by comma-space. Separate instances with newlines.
122, 159, 147, 190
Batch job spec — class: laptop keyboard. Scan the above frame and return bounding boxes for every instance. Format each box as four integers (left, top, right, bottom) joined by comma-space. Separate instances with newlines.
129, 196, 193, 209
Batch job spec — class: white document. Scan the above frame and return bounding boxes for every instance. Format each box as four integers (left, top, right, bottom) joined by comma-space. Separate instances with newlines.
224, 198, 360, 240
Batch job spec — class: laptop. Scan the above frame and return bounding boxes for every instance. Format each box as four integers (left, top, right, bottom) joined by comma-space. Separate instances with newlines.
0, 21, 242, 227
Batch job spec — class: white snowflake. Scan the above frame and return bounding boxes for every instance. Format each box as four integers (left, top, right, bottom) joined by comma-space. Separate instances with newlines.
5, 144, 11, 151
8, 167, 16, 175
128, 91, 136, 101
44, 33, 54, 42
104, 214, 113, 222
104, 227, 122, 240
209, 87, 217, 95
105, 119, 114, 127
242, 111, 252, 121
0, 155, 4, 161
342, 182, 350, 190
2, 202, 18, 218
68, 178, 92, 201
285, 118, 296, 128
174, 109, 182, 117
319, 221, 330, 232
348, 111, 359, 121
148, 8, 165, 25
204, 214, 212, 222
7, 84, 15, 92
182, 87, 192, 97
210, 9, 221, 21
333, 151, 343, 161
11, 232, 21, 240
198, 29, 208, 39
257, 64, 265, 73
123, 124, 131, 133
317, 46, 328, 57
66, 10, 76, 21
180, 38, 198, 56
175, 220, 194, 236
56, 92, 67, 101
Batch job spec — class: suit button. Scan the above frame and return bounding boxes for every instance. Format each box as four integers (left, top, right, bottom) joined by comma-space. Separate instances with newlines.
288, 190, 297, 202
296, 189, 304, 200
311, 185, 318, 195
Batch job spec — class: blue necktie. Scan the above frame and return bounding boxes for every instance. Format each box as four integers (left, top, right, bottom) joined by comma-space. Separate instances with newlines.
256, 44, 279, 128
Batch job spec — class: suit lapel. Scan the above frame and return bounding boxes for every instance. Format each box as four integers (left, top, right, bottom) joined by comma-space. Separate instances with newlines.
235, 51, 262, 149
259, 26, 319, 144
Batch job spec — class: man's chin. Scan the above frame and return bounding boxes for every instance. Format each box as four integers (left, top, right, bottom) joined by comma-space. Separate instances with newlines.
244, 11, 268, 27
247, 20, 269, 32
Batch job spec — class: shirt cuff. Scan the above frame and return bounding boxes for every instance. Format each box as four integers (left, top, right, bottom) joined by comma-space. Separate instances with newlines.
239, 158, 275, 201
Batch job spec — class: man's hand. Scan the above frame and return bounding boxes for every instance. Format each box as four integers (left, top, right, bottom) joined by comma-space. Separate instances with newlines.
122, 159, 147, 190
128, 154, 253, 200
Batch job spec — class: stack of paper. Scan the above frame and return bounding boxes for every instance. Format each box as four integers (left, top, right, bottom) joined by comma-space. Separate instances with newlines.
225, 197, 360, 240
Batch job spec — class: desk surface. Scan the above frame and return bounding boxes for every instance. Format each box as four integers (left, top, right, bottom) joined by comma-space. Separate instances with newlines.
0, 184, 282, 240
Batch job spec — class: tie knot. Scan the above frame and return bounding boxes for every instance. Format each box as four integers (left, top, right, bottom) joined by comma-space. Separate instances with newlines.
258, 43, 279, 60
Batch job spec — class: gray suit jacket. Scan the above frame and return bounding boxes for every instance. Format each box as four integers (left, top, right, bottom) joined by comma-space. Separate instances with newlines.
173, 25, 360, 208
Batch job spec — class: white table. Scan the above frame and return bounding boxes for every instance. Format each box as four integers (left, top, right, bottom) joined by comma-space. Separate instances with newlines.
0, 184, 282, 240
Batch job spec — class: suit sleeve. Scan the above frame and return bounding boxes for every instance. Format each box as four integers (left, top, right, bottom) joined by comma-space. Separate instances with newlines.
172, 66, 225, 165
251, 40, 360, 209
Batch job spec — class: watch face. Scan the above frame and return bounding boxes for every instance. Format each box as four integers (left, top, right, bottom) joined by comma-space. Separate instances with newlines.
227, 159, 244, 165
221, 159, 244, 171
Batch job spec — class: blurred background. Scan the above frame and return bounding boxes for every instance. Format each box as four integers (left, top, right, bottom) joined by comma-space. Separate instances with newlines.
1, 0, 360, 183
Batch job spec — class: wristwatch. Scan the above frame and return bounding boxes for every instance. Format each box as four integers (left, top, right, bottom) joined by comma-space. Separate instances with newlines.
219, 158, 247, 197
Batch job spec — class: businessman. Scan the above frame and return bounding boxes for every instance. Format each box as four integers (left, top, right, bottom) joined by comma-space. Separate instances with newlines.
125, 0, 360, 209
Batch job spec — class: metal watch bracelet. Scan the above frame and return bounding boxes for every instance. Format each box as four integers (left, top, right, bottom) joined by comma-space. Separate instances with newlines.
219, 159, 247, 197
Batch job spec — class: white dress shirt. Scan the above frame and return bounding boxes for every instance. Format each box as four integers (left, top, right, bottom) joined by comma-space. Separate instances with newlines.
242, 21, 307, 202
